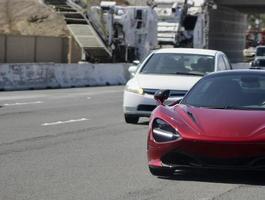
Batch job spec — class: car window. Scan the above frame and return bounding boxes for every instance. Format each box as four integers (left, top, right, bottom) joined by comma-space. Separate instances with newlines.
183, 73, 265, 110
256, 47, 265, 56
217, 56, 226, 71
140, 53, 215, 75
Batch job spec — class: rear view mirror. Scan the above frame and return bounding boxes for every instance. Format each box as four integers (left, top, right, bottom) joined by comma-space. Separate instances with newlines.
154, 90, 170, 105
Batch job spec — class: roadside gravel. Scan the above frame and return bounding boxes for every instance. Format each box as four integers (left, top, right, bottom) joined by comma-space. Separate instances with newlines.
0, 0, 68, 36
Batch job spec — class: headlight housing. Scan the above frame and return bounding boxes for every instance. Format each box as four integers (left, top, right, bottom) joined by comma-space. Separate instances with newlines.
125, 84, 144, 95
152, 118, 181, 142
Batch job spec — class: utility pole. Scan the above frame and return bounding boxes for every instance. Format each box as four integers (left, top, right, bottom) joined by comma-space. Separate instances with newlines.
203, 0, 217, 49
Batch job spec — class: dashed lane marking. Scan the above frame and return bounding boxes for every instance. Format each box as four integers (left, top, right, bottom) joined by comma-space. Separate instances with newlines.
3, 101, 43, 106
42, 118, 89, 126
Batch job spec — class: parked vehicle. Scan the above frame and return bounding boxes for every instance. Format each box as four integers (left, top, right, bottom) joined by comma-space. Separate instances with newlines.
154, 0, 206, 48
88, 1, 157, 62
148, 70, 265, 176
251, 58, 265, 68
250, 46, 265, 68
123, 48, 232, 124
255, 45, 265, 58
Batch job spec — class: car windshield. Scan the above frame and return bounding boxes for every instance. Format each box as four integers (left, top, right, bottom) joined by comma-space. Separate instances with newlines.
140, 53, 215, 76
183, 73, 265, 110
256, 47, 265, 56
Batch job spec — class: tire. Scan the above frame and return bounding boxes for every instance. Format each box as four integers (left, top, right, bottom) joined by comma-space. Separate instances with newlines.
149, 166, 174, 177
124, 114, 139, 124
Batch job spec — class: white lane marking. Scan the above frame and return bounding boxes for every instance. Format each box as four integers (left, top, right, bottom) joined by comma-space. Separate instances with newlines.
3, 101, 43, 106
0, 95, 47, 101
42, 118, 89, 126
87, 97, 91, 100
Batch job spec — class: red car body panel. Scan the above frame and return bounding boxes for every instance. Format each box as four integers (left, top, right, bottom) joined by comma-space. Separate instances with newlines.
147, 105, 265, 169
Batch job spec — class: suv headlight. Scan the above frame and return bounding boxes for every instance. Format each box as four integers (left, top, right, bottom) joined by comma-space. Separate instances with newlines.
152, 118, 181, 142
125, 84, 144, 95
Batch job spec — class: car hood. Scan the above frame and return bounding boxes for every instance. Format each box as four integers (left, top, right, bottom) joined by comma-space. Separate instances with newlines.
177, 105, 265, 139
255, 56, 265, 60
135, 74, 201, 90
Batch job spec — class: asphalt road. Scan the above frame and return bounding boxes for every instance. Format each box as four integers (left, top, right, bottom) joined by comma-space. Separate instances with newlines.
1, 86, 265, 200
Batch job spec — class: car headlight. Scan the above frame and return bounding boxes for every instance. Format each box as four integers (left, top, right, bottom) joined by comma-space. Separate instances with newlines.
152, 118, 181, 142
125, 84, 144, 95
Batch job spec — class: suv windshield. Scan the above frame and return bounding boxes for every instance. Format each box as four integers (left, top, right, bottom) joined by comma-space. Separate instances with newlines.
183, 73, 265, 110
140, 53, 215, 76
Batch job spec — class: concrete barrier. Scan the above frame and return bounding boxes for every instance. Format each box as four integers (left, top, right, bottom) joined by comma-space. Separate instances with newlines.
0, 63, 131, 91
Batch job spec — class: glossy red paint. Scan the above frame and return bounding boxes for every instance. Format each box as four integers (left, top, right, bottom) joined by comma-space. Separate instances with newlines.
147, 104, 265, 170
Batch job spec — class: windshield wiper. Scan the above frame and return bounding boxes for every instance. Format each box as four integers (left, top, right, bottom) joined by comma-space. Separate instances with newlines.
175, 72, 204, 76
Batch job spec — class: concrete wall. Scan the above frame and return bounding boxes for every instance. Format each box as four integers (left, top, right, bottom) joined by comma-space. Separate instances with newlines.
208, 6, 247, 63
0, 35, 69, 63
6, 36, 35, 63
0, 63, 130, 91
68, 36, 82, 63
0, 36, 5, 63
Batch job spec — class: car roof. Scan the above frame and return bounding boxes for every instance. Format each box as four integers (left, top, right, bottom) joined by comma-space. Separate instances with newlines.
153, 48, 220, 56
205, 69, 265, 78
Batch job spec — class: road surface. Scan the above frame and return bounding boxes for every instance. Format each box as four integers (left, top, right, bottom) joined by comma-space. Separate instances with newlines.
0, 86, 265, 200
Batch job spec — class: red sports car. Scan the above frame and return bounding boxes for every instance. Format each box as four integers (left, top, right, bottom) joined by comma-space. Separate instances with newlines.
148, 70, 265, 177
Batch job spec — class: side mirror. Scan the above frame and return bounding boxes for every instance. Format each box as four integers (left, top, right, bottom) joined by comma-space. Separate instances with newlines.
133, 60, 140, 65
128, 66, 138, 77
154, 90, 170, 105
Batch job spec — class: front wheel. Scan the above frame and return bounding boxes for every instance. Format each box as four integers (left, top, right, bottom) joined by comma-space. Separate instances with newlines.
124, 114, 139, 124
149, 166, 174, 177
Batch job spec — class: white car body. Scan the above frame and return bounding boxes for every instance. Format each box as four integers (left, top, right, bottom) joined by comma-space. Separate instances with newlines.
123, 48, 232, 123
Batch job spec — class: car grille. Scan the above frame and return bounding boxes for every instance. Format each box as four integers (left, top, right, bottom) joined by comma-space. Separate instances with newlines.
143, 89, 187, 97
137, 104, 157, 112
161, 151, 265, 168
200, 156, 257, 167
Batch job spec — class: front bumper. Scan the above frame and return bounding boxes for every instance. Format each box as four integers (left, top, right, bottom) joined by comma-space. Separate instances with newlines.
123, 90, 181, 117
148, 139, 265, 171
123, 90, 156, 117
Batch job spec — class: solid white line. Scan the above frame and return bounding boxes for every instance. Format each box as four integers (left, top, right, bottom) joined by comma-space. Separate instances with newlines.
3, 101, 43, 106
42, 118, 89, 126
87, 97, 91, 99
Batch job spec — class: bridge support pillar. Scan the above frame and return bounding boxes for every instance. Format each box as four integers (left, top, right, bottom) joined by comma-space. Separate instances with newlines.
208, 6, 247, 63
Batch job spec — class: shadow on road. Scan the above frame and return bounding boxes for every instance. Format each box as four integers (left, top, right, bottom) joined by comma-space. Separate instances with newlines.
161, 169, 265, 186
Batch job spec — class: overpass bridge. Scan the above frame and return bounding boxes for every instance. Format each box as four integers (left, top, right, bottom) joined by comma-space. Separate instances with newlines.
216, 0, 265, 13
208, 0, 265, 62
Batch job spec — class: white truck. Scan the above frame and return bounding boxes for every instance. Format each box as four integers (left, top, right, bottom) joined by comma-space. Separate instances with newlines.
154, 0, 206, 48
88, 1, 158, 62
